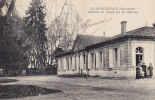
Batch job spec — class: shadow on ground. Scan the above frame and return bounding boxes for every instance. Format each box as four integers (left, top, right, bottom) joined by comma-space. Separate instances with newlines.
0, 85, 62, 99
59, 74, 127, 80
58, 74, 89, 78
0, 78, 18, 83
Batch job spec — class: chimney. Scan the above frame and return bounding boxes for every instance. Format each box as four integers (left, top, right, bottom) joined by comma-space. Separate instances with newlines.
121, 21, 127, 34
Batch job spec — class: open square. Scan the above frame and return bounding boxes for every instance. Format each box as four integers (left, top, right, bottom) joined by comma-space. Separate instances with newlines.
1, 76, 155, 100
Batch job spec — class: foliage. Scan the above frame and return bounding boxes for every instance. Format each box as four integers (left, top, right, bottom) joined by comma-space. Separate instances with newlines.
24, 0, 47, 74
0, 0, 28, 75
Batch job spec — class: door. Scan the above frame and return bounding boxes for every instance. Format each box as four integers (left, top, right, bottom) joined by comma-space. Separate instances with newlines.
136, 54, 143, 66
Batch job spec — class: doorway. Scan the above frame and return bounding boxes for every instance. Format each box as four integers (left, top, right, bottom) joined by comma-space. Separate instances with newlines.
136, 47, 144, 66
136, 54, 143, 66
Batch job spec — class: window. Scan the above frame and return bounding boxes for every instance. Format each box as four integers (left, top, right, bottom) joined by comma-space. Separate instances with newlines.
75, 56, 76, 70
91, 53, 94, 68
91, 53, 94, 63
136, 47, 143, 54
99, 51, 103, 68
86, 54, 88, 69
70, 57, 72, 67
66, 57, 69, 70
114, 48, 118, 61
83, 54, 86, 64
109, 48, 120, 68
91, 53, 97, 69
99, 51, 103, 63
95, 53, 96, 69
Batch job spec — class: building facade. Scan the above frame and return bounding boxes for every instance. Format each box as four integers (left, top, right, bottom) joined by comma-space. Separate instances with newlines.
56, 21, 155, 78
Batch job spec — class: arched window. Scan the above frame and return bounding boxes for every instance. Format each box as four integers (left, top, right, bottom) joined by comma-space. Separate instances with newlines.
136, 47, 144, 66
136, 47, 143, 54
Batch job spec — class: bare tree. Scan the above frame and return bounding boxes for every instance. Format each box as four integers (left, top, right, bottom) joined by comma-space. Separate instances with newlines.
47, 2, 81, 65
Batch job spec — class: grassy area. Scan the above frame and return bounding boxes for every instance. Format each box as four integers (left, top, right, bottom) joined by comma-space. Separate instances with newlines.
0, 85, 62, 99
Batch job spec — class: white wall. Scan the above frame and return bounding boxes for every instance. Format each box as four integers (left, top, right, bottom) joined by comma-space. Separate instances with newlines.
131, 40, 155, 78
131, 41, 155, 67
58, 40, 155, 79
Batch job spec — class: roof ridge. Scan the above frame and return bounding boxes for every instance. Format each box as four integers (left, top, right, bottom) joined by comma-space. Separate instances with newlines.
126, 26, 150, 35
77, 34, 109, 38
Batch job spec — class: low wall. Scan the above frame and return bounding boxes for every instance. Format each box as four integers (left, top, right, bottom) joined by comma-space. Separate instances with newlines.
88, 69, 136, 79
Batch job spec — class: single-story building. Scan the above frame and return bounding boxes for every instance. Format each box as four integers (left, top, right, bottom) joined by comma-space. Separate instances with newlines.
56, 21, 155, 78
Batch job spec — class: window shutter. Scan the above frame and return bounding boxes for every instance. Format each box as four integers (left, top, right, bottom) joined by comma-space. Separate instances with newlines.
70, 57, 72, 70
72, 56, 75, 70
63, 58, 66, 70
109, 49, 114, 68
88, 53, 91, 69
102, 52, 105, 69
61, 59, 63, 71
80, 55, 83, 69
76, 55, 79, 70
58, 59, 61, 70
117, 48, 121, 67
96, 52, 99, 69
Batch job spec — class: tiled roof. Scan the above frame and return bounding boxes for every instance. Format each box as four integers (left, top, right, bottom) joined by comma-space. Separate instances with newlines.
86, 26, 155, 49
127, 27, 155, 36
73, 34, 110, 51
56, 26, 155, 57
105, 27, 155, 41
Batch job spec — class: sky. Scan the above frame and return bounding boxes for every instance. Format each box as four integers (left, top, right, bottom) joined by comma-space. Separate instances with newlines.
15, 0, 155, 37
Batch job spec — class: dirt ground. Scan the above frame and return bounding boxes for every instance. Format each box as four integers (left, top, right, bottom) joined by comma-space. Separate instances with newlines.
1, 75, 155, 100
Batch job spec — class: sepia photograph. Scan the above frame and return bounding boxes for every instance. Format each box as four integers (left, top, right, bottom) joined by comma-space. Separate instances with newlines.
0, 0, 155, 99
